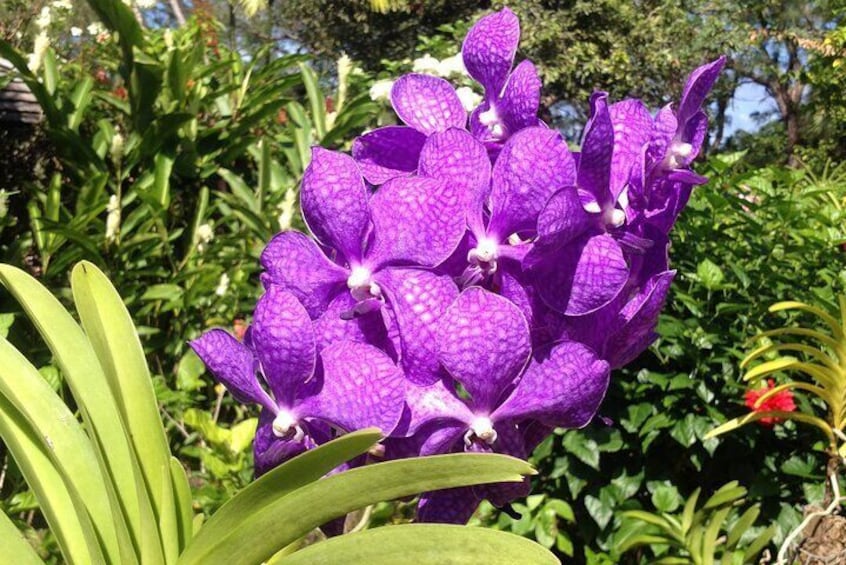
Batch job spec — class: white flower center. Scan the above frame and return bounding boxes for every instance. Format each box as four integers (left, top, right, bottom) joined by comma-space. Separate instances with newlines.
604, 207, 627, 228
347, 266, 382, 302
272, 410, 305, 442
467, 237, 499, 274
478, 106, 506, 140
662, 141, 694, 170
464, 416, 498, 446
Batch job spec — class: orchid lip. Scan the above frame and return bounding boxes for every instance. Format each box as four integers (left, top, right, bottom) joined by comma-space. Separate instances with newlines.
662, 141, 694, 170
467, 237, 499, 274
464, 416, 498, 446
272, 410, 305, 442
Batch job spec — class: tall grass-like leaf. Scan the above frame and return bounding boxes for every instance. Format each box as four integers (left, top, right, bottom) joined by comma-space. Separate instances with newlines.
0, 508, 44, 565
275, 524, 560, 565
299, 63, 326, 139
170, 458, 195, 552
179, 453, 534, 565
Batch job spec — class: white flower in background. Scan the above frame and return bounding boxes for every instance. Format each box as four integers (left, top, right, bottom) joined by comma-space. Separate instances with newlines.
87, 22, 106, 36
196, 223, 214, 252
215, 273, 230, 297
27, 31, 50, 73
105, 195, 121, 243
70, 26, 83, 37
110, 130, 125, 165
51, 0, 73, 11
438, 54, 466, 77
455, 86, 482, 112
412, 53, 441, 75
369, 79, 394, 102
35, 7, 52, 29
163, 28, 174, 49
136, 0, 157, 9
277, 188, 297, 230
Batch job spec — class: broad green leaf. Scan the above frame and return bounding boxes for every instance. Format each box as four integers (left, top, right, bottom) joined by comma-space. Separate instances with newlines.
71, 261, 175, 553
0, 396, 104, 564
170, 458, 194, 552
276, 525, 559, 565
0, 505, 46, 565
181, 452, 534, 565
652, 484, 682, 513
697, 259, 724, 290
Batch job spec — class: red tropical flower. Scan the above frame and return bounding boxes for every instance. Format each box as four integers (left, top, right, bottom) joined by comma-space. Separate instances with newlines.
744, 379, 796, 426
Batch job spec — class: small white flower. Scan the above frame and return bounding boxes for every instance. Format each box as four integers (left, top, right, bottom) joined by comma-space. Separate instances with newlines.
51, 0, 73, 11
277, 188, 297, 230
412, 54, 441, 75
27, 31, 50, 73
196, 223, 214, 252
70, 26, 83, 37
369, 79, 394, 102
163, 29, 174, 49
105, 195, 121, 243
438, 54, 466, 77
215, 273, 230, 297
135, 0, 157, 9
87, 22, 106, 36
110, 131, 125, 165
36, 7, 52, 29
455, 86, 482, 113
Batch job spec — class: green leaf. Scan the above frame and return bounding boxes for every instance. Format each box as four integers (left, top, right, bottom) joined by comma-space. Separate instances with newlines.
682, 488, 701, 535
652, 484, 682, 513
176, 350, 206, 392
562, 431, 600, 469
180, 452, 534, 565
84, 0, 144, 62
0, 313, 14, 338
697, 259, 724, 290
170, 457, 194, 552
299, 63, 326, 139
276, 524, 559, 565
741, 525, 776, 562
702, 482, 746, 510
725, 505, 760, 550
152, 152, 175, 209
0, 503, 46, 564
702, 506, 731, 565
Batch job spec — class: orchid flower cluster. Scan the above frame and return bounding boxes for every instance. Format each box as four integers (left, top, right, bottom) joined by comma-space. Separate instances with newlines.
191, 8, 724, 524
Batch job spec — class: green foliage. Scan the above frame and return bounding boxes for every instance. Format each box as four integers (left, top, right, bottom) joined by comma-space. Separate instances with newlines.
0, 261, 553, 564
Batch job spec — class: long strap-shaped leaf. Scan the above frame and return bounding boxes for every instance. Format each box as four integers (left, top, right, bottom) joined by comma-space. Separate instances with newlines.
0, 508, 44, 565
0, 396, 104, 564
71, 261, 184, 558
274, 524, 560, 565
0, 265, 159, 563
179, 453, 534, 565
187, 428, 382, 553
0, 338, 121, 562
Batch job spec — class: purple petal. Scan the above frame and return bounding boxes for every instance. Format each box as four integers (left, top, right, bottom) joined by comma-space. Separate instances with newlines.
532, 234, 628, 316
313, 293, 395, 357
678, 57, 726, 126
352, 126, 426, 185
300, 147, 370, 262
377, 268, 458, 385
648, 104, 678, 165
499, 60, 541, 133
606, 270, 675, 368
400, 382, 475, 437
299, 341, 406, 436
609, 99, 653, 200
391, 74, 466, 135
418, 128, 491, 224
533, 187, 595, 249
578, 92, 614, 204
253, 408, 310, 477
493, 341, 610, 427
462, 8, 520, 95
251, 287, 316, 406
260, 231, 347, 318
488, 127, 576, 238
417, 487, 480, 524
473, 425, 531, 507
683, 111, 709, 158
190, 329, 275, 412
367, 176, 466, 268
437, 287, 531, 413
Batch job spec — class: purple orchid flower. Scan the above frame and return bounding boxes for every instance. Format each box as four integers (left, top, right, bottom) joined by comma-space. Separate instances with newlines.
261, 147, 463, 384
394, 287, 609, 523
463, 7, 542, 153
190, 287, 406, 476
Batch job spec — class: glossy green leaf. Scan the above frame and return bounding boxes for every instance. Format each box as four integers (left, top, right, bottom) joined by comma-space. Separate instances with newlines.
702, 482, 745, 510
741, 525, 776, 562
170, 458, 195, 552
702, 506, 731, 565
0, 509, 43, 565
276, 525, 559, 565
681, 488, 701, 535
725, 505, 760, 550
181, 452, 534, 565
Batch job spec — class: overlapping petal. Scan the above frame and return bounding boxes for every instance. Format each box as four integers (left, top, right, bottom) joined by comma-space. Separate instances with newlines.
499, 60, 541, 133
462, 7, 520, 95
578, 92, 614, 205
678, 56, 726, 125
313, 293, 394, 355
391, 74, 467, 135
609, 99, 653, 200
352, 126, 426, 185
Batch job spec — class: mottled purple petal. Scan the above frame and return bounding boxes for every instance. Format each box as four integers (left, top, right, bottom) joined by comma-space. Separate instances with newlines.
313, 293, 394, 356
488, 127, 575, 238
418, 128, 491, 223
251, 287, 316, 406
400, 382, 475, 437
300, 147, 370, 262
678, 56, 726, 126
578, 92, 614, 204
417, 487, 480, 524
190, 329, 275, 412
253, 408, 309, 477
493, 341, 610, 427
299, 341, 406, 436
438, 287, 531, 412
499, 60, 541, 133
533, 187, 595, 250
260, 231, 347, 318
473, 425, 531, 507
609, 99, 653, 200
391, 74, 466, 135
377, 268, 458, 385
649, 104, 678, 164
462, 8, 520, 95
683, 111, 709, 158
367, 176, 465, 268
352, 126, 426, 185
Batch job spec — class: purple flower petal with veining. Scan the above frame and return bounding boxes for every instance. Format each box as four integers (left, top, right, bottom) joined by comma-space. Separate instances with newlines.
499, 59, 541, 133
313, 293, 394, 356
678, 56, 726, 126
367, 176, 466, 268
377, 268, 458, 385
299, 341, 405, 436
578, 92, 614, 204
399, 382, 474, 437
609, 99, 653, 200
437, 287, 531, 412
189, 329, 275, 412
462, 8, 519, 95
352, 126, 426, 185
260, 231, 347, 318
493, 341, 610, 427
250, 287, 317, 405
391, 74, 467, 135
300, 147, 370, 262
417, 487, 480, 524
533, 187, 595, 250
488, 127, 576, 238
